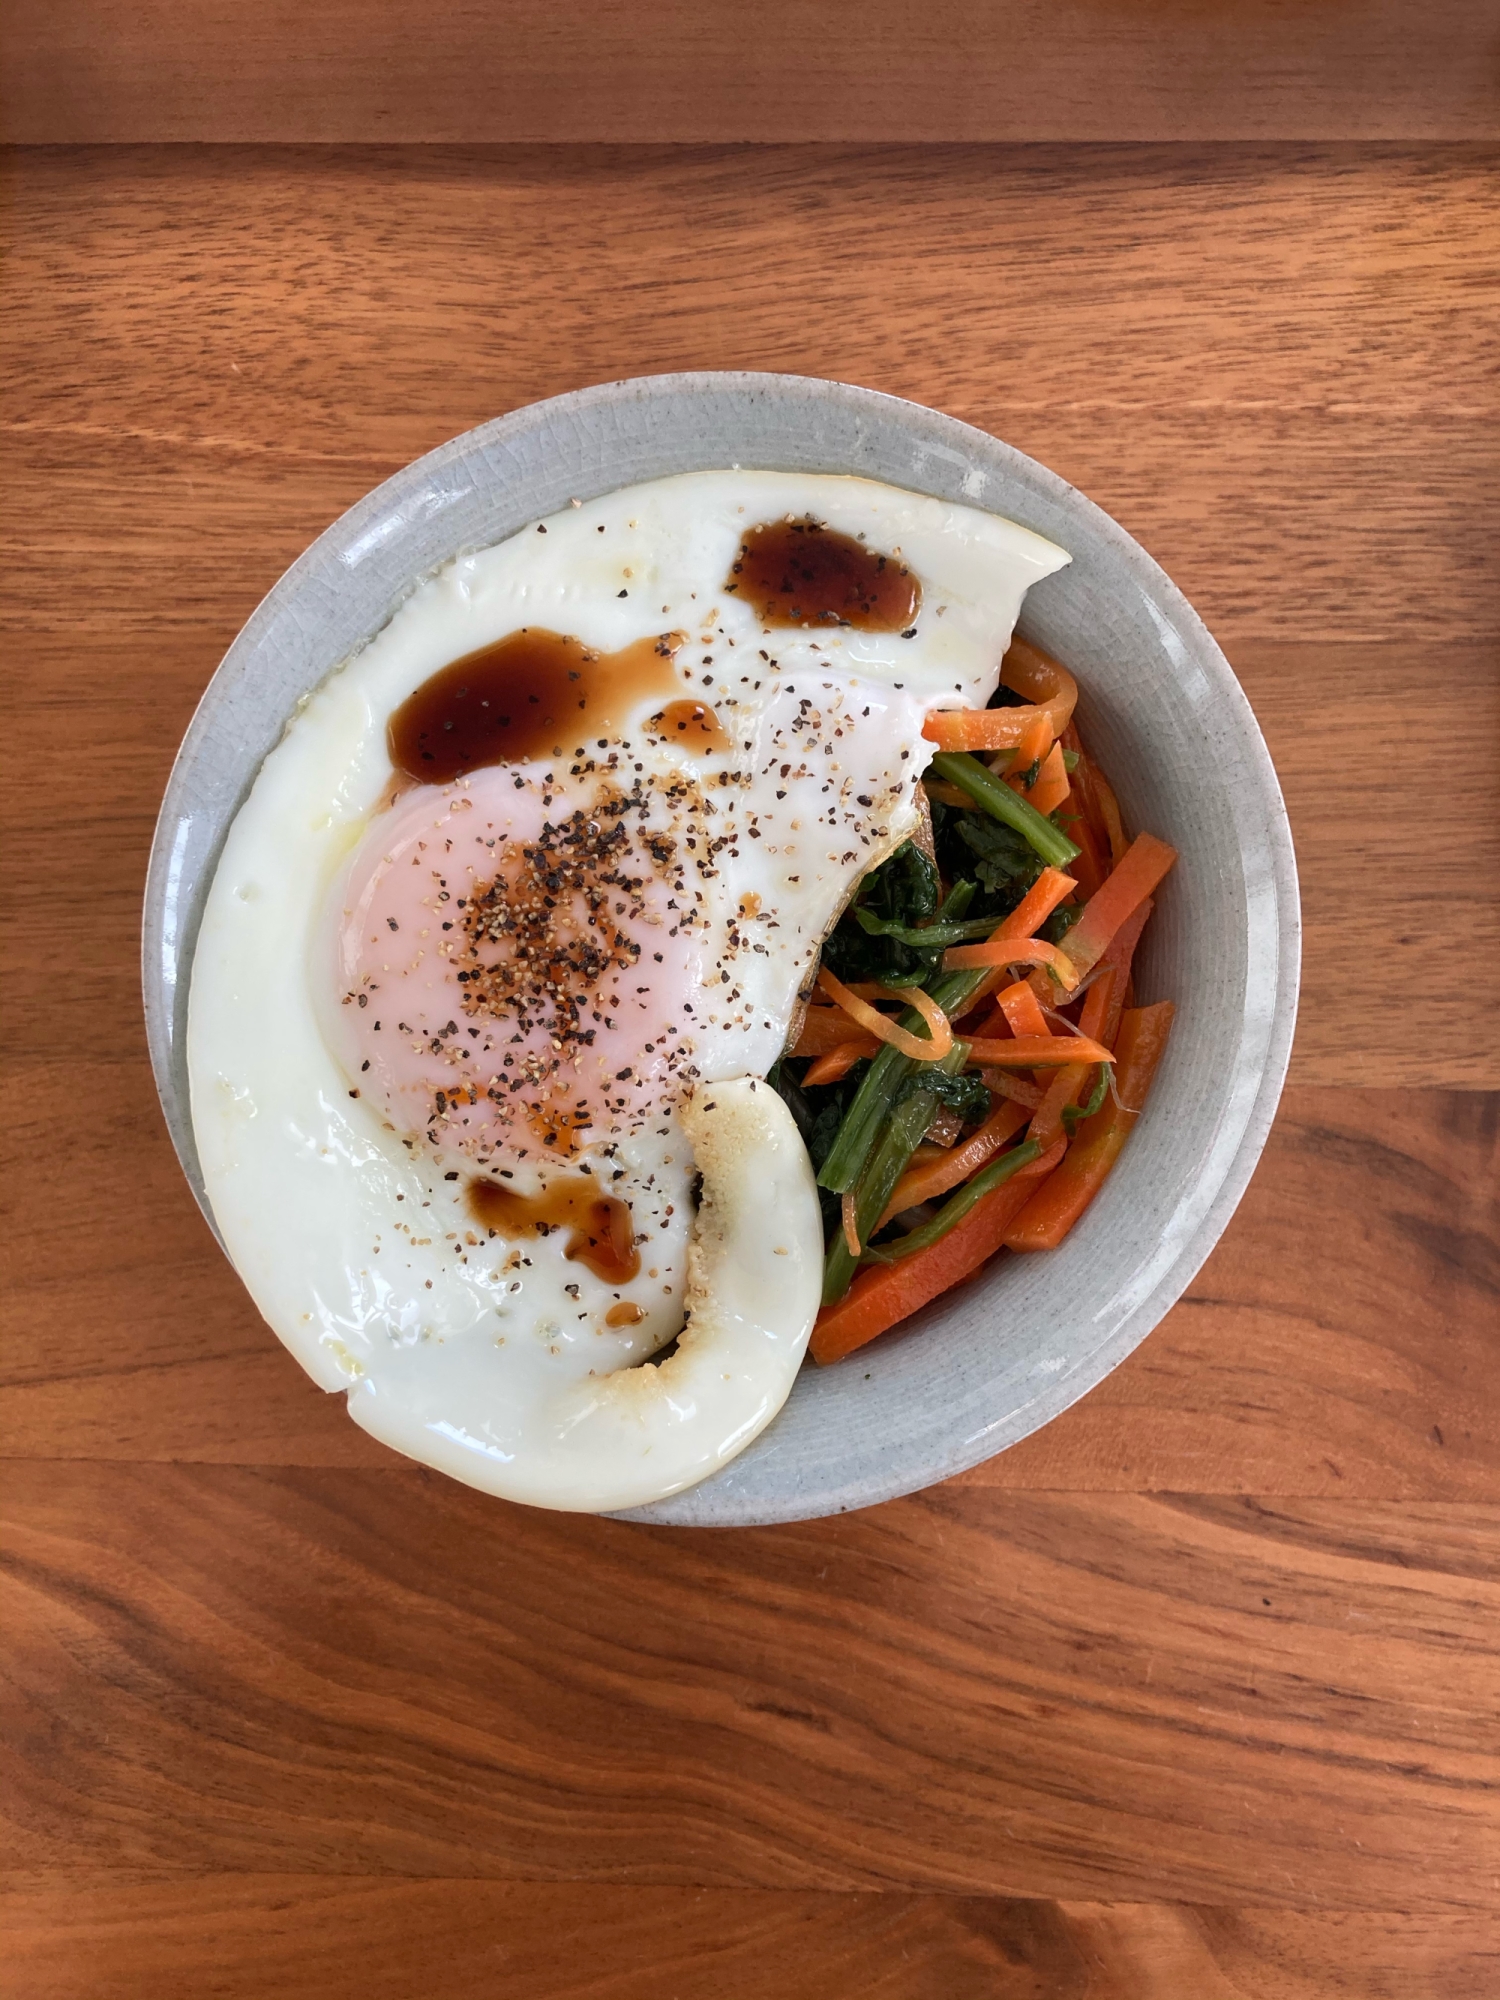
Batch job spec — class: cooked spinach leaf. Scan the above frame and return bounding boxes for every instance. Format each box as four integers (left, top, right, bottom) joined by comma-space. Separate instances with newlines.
1062, 1064, 1110, 1130
822, 839, 981, 985
857, 839, 940, 926
955, 812, 1045, 902
765, 1058, 815, 1151
895, 1064, 991, 1126
1040, 903, 1083, 944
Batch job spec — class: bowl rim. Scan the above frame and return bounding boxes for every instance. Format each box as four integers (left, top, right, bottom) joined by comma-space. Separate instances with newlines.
143, 369, 1300, 1524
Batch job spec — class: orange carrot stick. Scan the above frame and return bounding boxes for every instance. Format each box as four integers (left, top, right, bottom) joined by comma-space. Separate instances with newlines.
921, 640, 1078, 752
982, 1071, 1044, 1110
1066, 749, 1118, 872
1028, 1068, 1080, 1157
877, 1100, 1029, 1227
1057, 833, 1177, 984
996, 978, 1051, 1039
1060, 803, 1107, 901
949, 866, 1079, 1020
923, 779, 974, 809
817, 966, 954, 1062
1093, 897, 1153, 1048
810, 1142, 1064, 1365
997, 865, 1076, 941
1004, 1002, 1174, 1251
964, 1033, 1114, 1068
840, 1192, 861, 1259
1000, 635, 1077, 710
802, 1039, 879, 1086
792, 1008, 874, 1058
1001, 712, 1053, 790
1027, 968, 1117, 1153
1092, 764, 1128, 865
1026, 741, 1071, 817
943, 935, 1078, 986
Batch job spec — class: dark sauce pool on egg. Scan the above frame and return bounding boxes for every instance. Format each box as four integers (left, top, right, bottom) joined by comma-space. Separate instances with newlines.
726, 516, 920, 633
388, 628, 693, 782
468, 1175, 641, 1286
386, 511, 921, 1295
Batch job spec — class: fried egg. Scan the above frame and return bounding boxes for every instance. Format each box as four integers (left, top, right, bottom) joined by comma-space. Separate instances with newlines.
187, 470, 1068, 1510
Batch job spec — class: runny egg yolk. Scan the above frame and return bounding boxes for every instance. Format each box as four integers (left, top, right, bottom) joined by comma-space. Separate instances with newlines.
330, 767, 708, 1170
328, 526, 943, 1183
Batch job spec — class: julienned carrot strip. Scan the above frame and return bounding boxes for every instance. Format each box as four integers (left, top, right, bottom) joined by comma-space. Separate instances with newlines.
877, 1100, 1029, 1227
942, 935, 1077, 986
803, 1039, 879, 1087
921, 640, 1079, 753
923, 779, 974, 808
810, 1142, 1064, 1364
1002, 713, 1053, 790
948, 866, 1079, 1020
1000, 636, 1077, 712
999, 867, 1077, 942
1061, 802, 1107, 901
1004, 1002, 1174, 1252
1094, 897, 1152, 1048
1058, 833, 1177, 984
923, 710, 1032, 752
1092, 765, 1128, 864
1077, 965, 1117, 1043
964, 1033, 1114, 1069
996, 979, 1051, 1039
1065, 750, 1113, 866
817, 966, 954, 1062
982, 1071, 1044, 1110
1025, 742, 1071, 818
1027, 968, 1117, 1152
1026, 1070, 1081, 1158
792, 1008, 872, 1058
840, 1192, 861, 1259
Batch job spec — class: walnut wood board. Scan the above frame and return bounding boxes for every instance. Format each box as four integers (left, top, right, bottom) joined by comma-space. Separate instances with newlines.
3, 146, 1500, 1997
3, 147, 1497, 1087
4, 1071, 1497, 1497
6, 1882, 1498, 2000
5, 1475, 1499, 1908
3, 1, 1498, 144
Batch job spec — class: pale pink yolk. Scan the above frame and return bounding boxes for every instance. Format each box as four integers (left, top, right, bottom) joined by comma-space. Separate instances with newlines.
328, 771, 705, 1170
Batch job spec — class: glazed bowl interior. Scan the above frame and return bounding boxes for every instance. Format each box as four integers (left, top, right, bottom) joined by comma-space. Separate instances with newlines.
144, 372, 1298, 1525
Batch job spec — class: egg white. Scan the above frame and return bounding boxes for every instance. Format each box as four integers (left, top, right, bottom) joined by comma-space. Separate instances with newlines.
188, 470, 1068, 1510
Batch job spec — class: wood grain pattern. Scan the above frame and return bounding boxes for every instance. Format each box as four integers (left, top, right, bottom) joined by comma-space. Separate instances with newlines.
7, 146, 1498, 645
4, 1076, 1497, 1497
5, 143, 1500, 1993
5, 1880, 1498, 2000
963, 1086, 1500, 1493
4, 627, 1497, 1084
4, 149, 1497, 1083
3, 0, 1498, 144
5, 1470, 1499, 1909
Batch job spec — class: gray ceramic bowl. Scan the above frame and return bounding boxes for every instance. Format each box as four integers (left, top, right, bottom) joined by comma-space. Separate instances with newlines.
144, 372, 1298, 1525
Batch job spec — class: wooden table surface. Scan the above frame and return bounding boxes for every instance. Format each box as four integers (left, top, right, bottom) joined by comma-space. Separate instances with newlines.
3, 114, 1499, 2000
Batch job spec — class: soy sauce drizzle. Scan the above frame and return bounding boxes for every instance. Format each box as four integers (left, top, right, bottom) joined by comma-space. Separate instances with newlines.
726, 517, 920, 633
651, 698, 732, 753
467, 1175, 640, 1285
389, 628, 686, 782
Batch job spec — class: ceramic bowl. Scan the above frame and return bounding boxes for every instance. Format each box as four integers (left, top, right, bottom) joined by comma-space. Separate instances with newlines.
143, 372, 1299, 1525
